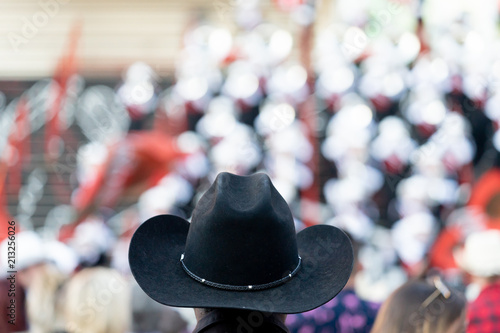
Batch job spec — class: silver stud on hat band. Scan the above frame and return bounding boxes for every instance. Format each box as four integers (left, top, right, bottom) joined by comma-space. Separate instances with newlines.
180, 254, 302, 291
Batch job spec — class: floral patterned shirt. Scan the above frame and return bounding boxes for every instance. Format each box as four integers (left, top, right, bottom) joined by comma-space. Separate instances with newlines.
286, 289, 380, 333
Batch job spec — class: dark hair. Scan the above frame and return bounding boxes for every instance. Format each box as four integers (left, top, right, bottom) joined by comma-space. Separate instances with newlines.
371, 279, 465, 333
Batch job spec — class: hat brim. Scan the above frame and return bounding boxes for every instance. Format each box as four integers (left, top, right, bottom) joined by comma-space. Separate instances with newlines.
129, 214, 353, 314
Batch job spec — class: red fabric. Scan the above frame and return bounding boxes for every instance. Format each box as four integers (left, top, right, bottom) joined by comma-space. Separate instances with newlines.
45, 22, 81, 160
0, 214, 15, 244
383, 154, 404, 174
416, 18, 430, 56
467, 282, 500, 333
429, 226, 463, 270
468, 168, 500, 229
430, 168, 500, 271
73, 131, 186, 220
0, 160, 14, 244
416, 123, 437, 138
370, 95, 392, 113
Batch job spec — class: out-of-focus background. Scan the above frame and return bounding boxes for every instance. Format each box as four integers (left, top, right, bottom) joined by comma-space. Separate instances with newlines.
1, 0, 500, 332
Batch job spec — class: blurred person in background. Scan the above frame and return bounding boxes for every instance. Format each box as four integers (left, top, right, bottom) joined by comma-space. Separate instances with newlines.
117, 62, 160, 131
21, 263, 67, 333
286, 233, 380, 333
371, 278, 466, 333
62, 267, 130, 333
455, 230, 500, 333
429, 167, 500, 278
0, 231, 70, 333
130, 280, 189, 333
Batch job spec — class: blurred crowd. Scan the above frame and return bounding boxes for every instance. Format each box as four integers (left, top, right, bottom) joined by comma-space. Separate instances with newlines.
1, 0, 500, 332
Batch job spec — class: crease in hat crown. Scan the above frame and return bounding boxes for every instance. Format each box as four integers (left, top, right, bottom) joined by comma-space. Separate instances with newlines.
181, 172, 301, 289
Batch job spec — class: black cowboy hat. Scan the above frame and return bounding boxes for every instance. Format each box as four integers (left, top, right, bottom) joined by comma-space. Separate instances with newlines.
129, 172, 353, 314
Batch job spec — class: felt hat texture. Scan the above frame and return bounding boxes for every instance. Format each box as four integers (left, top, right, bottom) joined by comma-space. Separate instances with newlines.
129, 172, 353, 313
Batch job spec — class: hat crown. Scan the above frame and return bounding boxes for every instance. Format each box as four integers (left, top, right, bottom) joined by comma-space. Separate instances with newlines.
183, 172, 299, 287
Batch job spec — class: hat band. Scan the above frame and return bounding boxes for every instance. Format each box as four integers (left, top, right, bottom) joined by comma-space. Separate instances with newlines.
180, 254, 302, 291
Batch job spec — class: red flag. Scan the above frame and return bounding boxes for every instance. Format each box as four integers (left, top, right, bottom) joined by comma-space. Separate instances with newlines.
468, 168, 500, 229
72, 131, 187, 222
45, 21, 82, 161
0, 160, 14, 244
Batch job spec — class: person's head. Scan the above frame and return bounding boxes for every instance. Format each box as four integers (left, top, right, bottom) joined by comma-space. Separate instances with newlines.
371, 278, 466, 333
128, 172, 354, 322
455, 229, 500, 286
25, 262, 66, 333
63, 267, 130, 333
0, 231, 46, 287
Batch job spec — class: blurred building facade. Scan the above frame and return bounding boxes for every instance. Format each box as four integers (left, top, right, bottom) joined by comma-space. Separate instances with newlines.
0, 0, 291, 79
